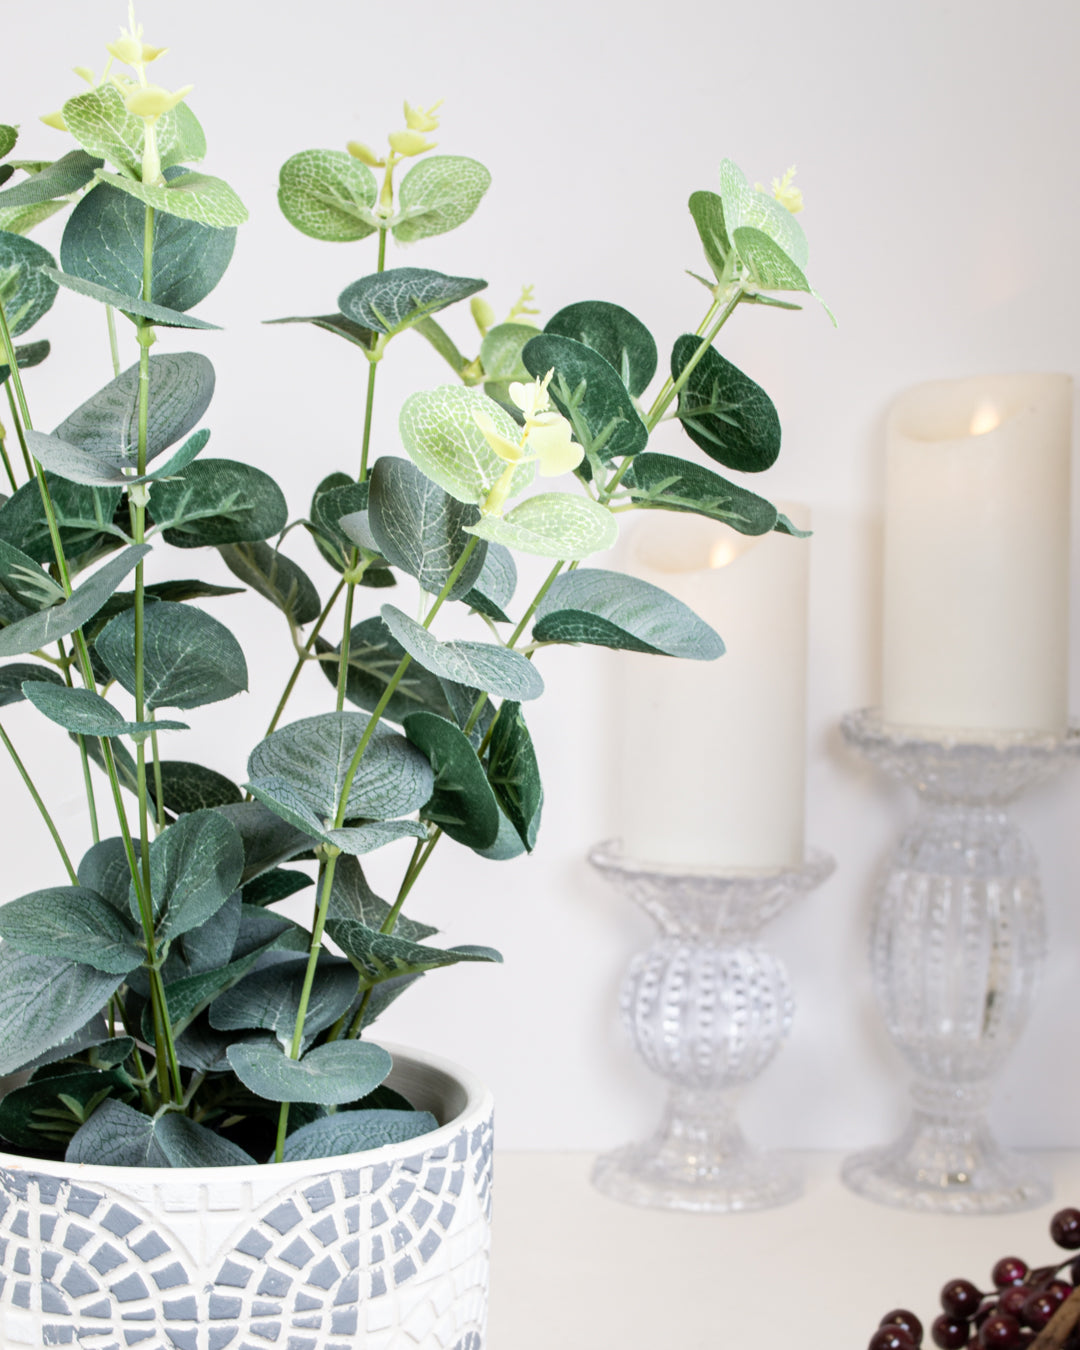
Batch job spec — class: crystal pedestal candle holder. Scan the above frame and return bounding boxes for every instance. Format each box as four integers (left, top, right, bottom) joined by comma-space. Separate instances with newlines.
588, 841, 834, 1213
841, 707, 1079, 1214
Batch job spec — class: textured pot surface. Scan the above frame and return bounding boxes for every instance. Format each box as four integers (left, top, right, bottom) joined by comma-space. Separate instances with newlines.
0, 1044, 493, 1349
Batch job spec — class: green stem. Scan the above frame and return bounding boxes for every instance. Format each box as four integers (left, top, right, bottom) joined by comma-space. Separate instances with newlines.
642, 286, 743, 433
5, 380, 33, 479
105, 304, 121, 378
0, 426, 17, 492
264, 578, 345, 737
358, 362, 378, 485
0, 721, 77, 882
335, 580, 357, 713
150, 714, 166, 832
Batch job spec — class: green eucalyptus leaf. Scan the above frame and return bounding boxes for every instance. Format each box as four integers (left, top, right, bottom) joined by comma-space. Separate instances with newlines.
672, 334, 781, 472
42, 268, 220, 331
242, 867, 312, 908
0, 200, 67, 237
399, 384, 534, 507
95, 168, 248, 229
247, 710, 435, 837
277, 149, 378, 242
0, 660, 63, 706
368, 455, 487, 600
227, 1037, 393, 1106
732, 225, 835, 322
326, 820, 429, 855
0, 886, 142, 974
215, 800, 313, 885
154, 761, 244, 816
462, 541, 516, 622
135, 807, 245, 942
209, 956, 359, 1047
154, 1112, 256, 1167
0, 544, 149, 658
61, 175, 235, 313
85, 574, 241, 643
623, 452, 779, 534
62, 85, 205, 180
380, 604, 544, 701
281, 1108, 438, 1162
437, 677, 495, 749
688, 189, 731, 281
339, 267, 487, 337
219, 540, 322, 625
718, 159, 809, 270
474, 806, 530, 861
0, 537, 67, 609
775, 511, 813, 538
480, 322, 536, 407
150, 459, 288, 547
0, 150, 102, 209
0, 230, 58, 336
0, 1069, 132, 1151
544, 301, 657, 397
0, 474, 123, 566
318, 615, 457, 726
77, 837, 139, 914
393, 155, 491, 242
0, 127, 17, 160
327, 919, 501, 987
347, 973, 423, 1032
66, 1097, 255, 1168
21, 681, 188, 737
308, 475, 370, 571
328, 854, 437, 943
0, 947, 122, 1075
533, 567, 724, 658
486, 702, 542, 850
264, 311, 377, 350
156, 427, 212, 477
96, 601, 248, 709
403, 710, 500, 849
522, 333, 648, 462
162, 892, 242, 983
465, 492, 618, 561
0, 338, 50, 388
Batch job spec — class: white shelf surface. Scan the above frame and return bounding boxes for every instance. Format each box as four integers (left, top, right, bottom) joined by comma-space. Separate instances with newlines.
488, 1151, 1080, 1349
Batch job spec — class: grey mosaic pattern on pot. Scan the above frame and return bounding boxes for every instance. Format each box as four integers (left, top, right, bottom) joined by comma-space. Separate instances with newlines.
0, 1114, 493, 1349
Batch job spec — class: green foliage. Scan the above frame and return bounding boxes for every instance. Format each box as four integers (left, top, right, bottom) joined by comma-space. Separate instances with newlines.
318, 615, 458, 725
281, 1108, 438, 1162
0, 661, 63, 706
220, 540, 322, 626
278, 149, 378, 242
380, 604, 544, 701
209, 957, 359, 1047
533, 568, 725, 659
263, 311, 377, 351
522, 332, 648, 463
67, 1098, 254, 1167
623, 452, 779, 534
393, 155, 491, 242
0, 885, 142, 973
0, 536, 66, 608
479, 323, 535, 407
0, 126, 16, 160
399, 384, 534, 507
21, 681, 187, 737
226, 1037, 393, 1106
465, 492, 618, 561
403, 711, 500, 849
688, 189, 730, 281
95, 601, 249, 709
96, 168, 248, 229
0, 948, 123, 1076
0, 472, 123, 565
0, 230, 58, 336
44, 271, 219, 332
339, 267, 487, 337
544, 300, 657, 398
150, 459, 288, 547
0, 338, 50, 387
328, 917, 502, 987
0, 1068, 133, 1152
137, 808, 245, 942
63, 84, 205, 179
463, 541, 516, 622
329, 855, 437, 943
486, 703, 542, 851
0, 149, 102, 208
671, 334, 781, 472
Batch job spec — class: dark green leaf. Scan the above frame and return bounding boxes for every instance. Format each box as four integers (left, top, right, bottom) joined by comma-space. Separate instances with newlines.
403, 711, 499, 850
0, 1069, 131, 1150
215, 800, 313, 885
368, 455, 486, 600
43, 268, 220, 331
437, 677, 495, 750
0, 127, 17, 161
0, 947, 122, 1075
77, 837, 138, 914
338, 267, 487, 337
474, 807, 530, 861
209, 956, 358, 1045
486, 702, 543, 850
264, 312, 377, 350
0, 474, 122, 566
534, 567, 725, 659
623, 452, 778, 534
0, 537, 66, 609
66, 1097, 255, 1168
317, 616, 456, 726
544, 300, 657, 397
308, 474, 370, 572
0, 150, 100, 209
162, 892, 242, 983
135, 808, 244, 943
0, 230, 58, 336
672, 334, 781, 472
219, 540, 322, 625
227, 1037, 393, 1105
0, 545, 147, 658
153, 1112, 256, 1166
0, 339, 50, 388
281, 1108, 438, 1162
156, 427, 212, 477
242, 867, 313, 908
522, 333, 648, 463
328, 854, 437, 943
688, 190, 731, 282
21, 681, 187, 737
380, 604, 544, 701
60, 175, 235, 313
154, 761, 243, 815
0, 886, 141, 974
0, 660, 63, 706
96, 601, 248, 709
327, 919, 501, 986
151, 459, 288, 548
348, 973, 423, 1031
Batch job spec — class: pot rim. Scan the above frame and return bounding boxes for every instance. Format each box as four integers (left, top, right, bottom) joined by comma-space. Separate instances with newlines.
0, 1041, 490, 1186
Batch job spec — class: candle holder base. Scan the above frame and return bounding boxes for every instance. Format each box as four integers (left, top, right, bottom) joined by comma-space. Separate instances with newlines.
589, 843, 833, 1213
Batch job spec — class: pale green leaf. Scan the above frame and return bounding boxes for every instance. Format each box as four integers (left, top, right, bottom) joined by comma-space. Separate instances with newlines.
277, 148, 378, 242
339, 267, 486, 337
95, 168, 248, 229
399, 384, 533, 506
62, 85, 205, 180
0, 150, 102, 208
718, 158, 809, 269
393, 155, 491, 242
465, 492, 618, 561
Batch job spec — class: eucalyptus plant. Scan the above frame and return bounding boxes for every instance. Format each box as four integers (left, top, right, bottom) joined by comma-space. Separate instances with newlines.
0, 8, 830, 1168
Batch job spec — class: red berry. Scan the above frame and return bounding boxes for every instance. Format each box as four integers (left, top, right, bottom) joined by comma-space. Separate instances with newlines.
1021, 1292, 1057, 1330
943, 1280, 984, 1318
871, 1329, 915, 1350
979, 1313, 1022, 1348
882, 1311, 924, 1347
933, 1315, 972, 1349
993, 1259, 1029, 1290
1048, 1282, 1073, 1307
1051, 1209, 1080, 1250
998, 1288, 1028, 1319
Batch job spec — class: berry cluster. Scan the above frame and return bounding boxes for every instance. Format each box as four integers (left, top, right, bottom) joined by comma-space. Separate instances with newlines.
868, 1209, 1080, 1350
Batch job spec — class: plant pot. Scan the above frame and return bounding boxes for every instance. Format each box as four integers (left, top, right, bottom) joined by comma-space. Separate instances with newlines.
0, 1044, 492, 1350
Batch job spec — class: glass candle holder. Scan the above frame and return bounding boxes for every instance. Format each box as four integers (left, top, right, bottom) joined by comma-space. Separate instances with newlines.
589, 841, 834, 1213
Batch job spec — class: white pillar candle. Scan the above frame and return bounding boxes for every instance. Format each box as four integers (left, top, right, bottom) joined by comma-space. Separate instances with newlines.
882, 373, 1072, 735
615, 506, 810, 869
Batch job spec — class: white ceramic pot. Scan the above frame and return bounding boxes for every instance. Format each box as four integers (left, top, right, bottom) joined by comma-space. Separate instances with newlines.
0, 1044, 492, 1350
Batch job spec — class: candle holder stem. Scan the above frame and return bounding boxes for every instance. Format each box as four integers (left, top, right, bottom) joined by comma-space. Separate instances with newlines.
589, 843, 834, 1213
841, 708, 1078, 1214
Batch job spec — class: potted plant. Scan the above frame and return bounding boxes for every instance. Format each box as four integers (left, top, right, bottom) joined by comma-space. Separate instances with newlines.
0, 7, 829, 1345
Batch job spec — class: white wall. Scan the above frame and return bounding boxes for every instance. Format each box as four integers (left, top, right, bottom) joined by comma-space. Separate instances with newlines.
3, 0, 1079, 1150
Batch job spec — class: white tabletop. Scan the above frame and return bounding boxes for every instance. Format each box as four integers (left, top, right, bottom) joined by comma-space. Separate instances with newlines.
488, 1152, 1080, 1349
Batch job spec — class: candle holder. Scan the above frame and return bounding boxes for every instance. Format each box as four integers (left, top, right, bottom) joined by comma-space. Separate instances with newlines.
588, 841, 834, 1212
840, 707, 1079, 1214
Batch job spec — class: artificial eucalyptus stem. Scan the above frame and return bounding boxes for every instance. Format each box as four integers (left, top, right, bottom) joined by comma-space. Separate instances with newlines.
4, 384, 32, 479
149, 713, 166, 832
264, 578, 346, 736
0, 425, 17, 492
0, 721, 77, 883
105, 304, 121, 378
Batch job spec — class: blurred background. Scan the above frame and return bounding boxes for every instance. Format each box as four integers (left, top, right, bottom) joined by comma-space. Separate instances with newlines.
3, 0, 1079, 1151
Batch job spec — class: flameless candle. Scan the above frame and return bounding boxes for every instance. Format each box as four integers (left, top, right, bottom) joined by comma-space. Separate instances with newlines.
882, 373, 1072, 735
616, 506, 810, 868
